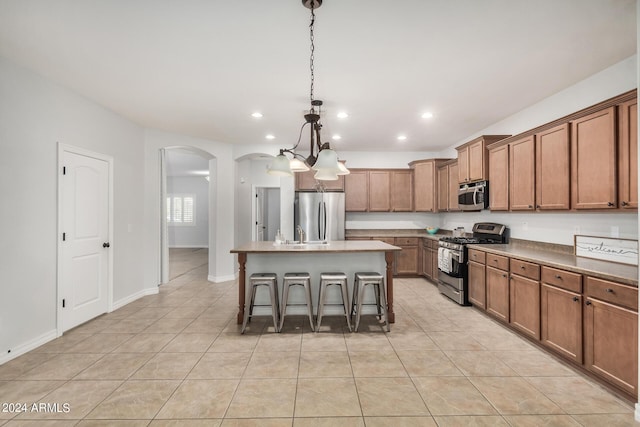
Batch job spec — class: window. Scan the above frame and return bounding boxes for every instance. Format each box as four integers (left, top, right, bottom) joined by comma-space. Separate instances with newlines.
167, 194, 196, 225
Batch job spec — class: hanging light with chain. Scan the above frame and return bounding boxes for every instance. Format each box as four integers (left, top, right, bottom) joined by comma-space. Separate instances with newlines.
268, 0, 349, 180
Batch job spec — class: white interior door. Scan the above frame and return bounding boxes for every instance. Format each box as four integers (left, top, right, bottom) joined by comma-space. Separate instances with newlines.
59, 147, 111, 332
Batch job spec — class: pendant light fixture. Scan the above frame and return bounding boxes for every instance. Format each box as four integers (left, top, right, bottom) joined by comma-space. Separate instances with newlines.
267, 0, 349, 180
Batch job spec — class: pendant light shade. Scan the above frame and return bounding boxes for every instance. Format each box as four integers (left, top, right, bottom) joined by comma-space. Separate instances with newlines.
337, 161, 350, 175
313, 168, 339, 181
311, 148, 339, 171
289, 156, 310, 172
268, 153, 293, 176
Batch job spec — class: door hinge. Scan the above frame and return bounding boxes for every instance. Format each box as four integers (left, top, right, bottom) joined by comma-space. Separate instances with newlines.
62, 232, 66, 241
62, 299, 66, 308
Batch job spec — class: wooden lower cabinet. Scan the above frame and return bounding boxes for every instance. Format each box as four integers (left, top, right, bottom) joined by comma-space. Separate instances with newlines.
486, 266, 509, 322
421, 240, 432, 279
509, 274, 540, 339
467, 260, 486, 309
395, 238, 419, 276
584, 297, 638, 397
540, 284, 583, 364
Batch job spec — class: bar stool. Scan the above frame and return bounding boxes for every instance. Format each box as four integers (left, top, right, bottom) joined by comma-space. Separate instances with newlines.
241, 273, 279, 334
316, 272, 352, 332
279, 272, 315, 332
351, 272, 390, 332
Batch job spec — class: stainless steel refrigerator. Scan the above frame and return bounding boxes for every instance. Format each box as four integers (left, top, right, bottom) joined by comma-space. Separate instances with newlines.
294, 192, 345, 242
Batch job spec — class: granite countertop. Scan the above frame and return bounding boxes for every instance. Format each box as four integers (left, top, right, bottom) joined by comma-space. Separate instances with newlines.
231, 240, 401, 254
469, 242, 638, 287
345, 229, 638, 287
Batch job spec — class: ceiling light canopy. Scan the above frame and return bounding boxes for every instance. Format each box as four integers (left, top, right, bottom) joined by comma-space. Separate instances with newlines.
267, 0, 348, 181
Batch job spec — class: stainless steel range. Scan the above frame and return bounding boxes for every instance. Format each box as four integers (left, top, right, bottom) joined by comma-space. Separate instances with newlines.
437, 222, 509, 305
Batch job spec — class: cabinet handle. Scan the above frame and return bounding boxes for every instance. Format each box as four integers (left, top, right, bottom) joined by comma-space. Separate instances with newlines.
536, 205, 540, 209
622, 201, 629, 206
554, 275, 562, 280
605, 288, 614, 293
528, 205, 533, 209
607, 202, 614, 207
586, 300, 592, 306
520, 265, 525, 269
572, 296, 579, 302
503, 274, 508, 278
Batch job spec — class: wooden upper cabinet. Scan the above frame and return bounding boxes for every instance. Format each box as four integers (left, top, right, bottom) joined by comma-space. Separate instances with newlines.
536, 123, 570, 210
618, 98, 638, 209
410, 159, 451, 212
345, 170, 368, 212
457, 135, 510, 184
448, 162, 459, 211
295, 169, 345, 191
488, 144, 509, 211
437, 164, 449, 212
390, 170, 414, 211
410, 160, 436, 212
571, 106, 617, 209
509, 135, 536, 211
368, 170, 391, 211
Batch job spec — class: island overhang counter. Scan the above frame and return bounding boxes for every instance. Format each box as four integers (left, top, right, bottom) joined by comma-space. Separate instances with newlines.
230, 240, 402, 325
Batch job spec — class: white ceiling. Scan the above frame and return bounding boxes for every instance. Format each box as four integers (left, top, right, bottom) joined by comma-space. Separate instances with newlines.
0, 0, 636, 153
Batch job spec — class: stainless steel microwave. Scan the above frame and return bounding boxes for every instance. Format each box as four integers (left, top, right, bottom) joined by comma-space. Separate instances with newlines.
458, 181, 489, 211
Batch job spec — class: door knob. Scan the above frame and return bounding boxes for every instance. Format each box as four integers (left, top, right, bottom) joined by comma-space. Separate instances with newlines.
103, 242, 110, 248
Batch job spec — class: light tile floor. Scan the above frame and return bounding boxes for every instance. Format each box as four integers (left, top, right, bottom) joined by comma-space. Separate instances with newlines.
1, 251, 639, 426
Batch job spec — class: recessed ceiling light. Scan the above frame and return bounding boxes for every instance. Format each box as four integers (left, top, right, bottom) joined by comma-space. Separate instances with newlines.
337, 112, 349, 119
265, 134, 275, 140
332, 134, 342, 140
421, 112, 434, 119
397, 135, 407, 141
251, 112, 263, 118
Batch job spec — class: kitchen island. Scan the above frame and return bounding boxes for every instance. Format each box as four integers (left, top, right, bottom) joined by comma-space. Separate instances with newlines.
230, 240, 402, 324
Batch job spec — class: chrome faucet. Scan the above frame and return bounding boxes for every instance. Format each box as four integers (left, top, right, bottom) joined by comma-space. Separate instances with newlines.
296, 225, 305, 243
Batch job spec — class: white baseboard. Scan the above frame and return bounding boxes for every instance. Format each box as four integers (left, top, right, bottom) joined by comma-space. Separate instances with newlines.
635, 403, 640, 421
208, 273, 237, 283
112, 286, 159, 311
168, 245, 208, 249
0, 329, 58, 365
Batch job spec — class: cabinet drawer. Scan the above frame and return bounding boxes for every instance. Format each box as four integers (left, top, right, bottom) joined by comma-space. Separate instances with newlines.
585, 276, 638, 311
486, 253, 509, 271
395, 237, 418, 246
541, 267, 582, 293
510, 259, 540, 281
468, 249, 486, 264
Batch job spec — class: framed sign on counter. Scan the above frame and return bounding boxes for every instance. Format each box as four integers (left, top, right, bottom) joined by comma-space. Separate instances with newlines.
574, 235, 638, 266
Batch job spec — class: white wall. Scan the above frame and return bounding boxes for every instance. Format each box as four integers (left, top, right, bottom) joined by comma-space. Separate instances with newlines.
0, 57, 146, 360
167, 176, 209, 248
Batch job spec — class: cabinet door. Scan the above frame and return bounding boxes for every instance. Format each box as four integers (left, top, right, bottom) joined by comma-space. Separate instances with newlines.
421, 243, 432, 278
618, 99, 638, 209
468, 140, 486, 182
368, 171, 391, 211
509, 274, 540, 339
437, 165, 449, 211
345, 170, 369, 212
413, 162, 436, 212
536, 123, 570, 210
584, 297, 638, 396
448, 162, 459, 211
396, 245, 418, 275
541, 284, 582, 363
391, 170, 413, 211
468, 261, 486, 309
457, 146, 470, 183
509, 136, 535, 211
486, 266, 509, 322
430, 248, 438, 281
571, 107, 617, 209
488, 145, 509, 211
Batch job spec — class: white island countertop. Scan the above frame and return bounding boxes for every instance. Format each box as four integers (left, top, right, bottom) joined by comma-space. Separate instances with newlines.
231, 240, 401, 254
